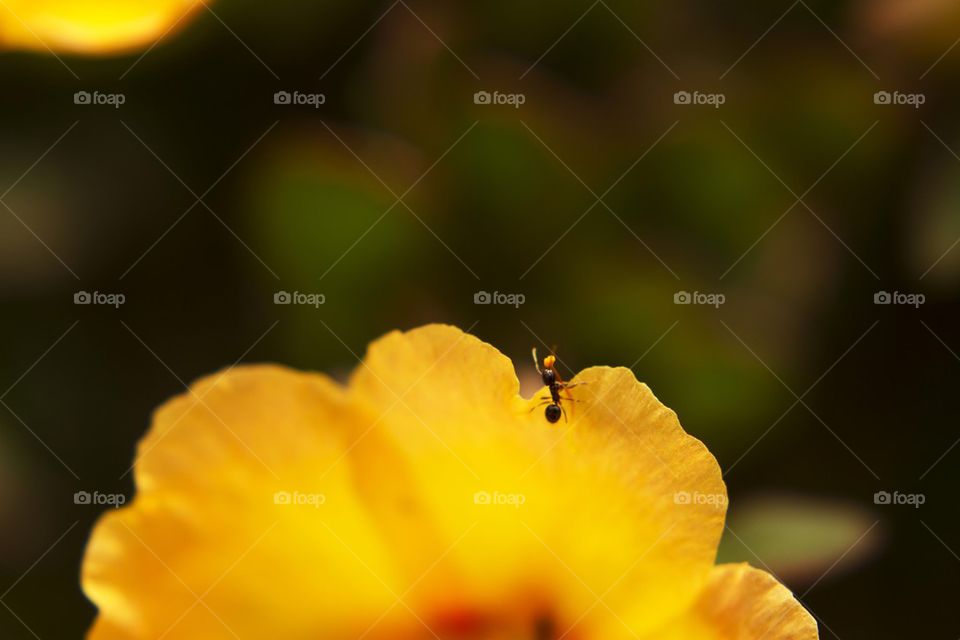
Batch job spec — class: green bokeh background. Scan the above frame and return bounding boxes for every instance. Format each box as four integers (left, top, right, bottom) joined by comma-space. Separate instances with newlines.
1, 0, 959, 637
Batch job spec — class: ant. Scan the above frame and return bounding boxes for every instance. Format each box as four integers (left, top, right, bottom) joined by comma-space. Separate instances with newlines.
531, 347, 584, 423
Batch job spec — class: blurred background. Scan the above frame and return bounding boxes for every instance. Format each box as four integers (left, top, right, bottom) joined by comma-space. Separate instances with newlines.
0, 0, 958, 637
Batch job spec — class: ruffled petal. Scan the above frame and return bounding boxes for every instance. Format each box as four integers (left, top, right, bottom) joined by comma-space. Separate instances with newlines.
648, 563, 819, 640
82, 366, 411, 639
350, 325, 726, 635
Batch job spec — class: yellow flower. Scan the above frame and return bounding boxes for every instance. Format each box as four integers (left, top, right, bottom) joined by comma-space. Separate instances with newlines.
82, 324, 818, 639
0, 0, 203, 55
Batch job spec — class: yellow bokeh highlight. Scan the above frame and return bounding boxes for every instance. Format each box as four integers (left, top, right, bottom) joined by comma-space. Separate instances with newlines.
0, 0, 204, 55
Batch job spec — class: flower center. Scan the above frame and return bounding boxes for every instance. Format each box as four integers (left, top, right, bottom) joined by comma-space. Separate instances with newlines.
429, 606, 566, 639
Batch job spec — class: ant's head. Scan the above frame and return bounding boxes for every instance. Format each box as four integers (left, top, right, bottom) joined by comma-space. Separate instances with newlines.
540, 354, 558, 385
541, 368, 556, 386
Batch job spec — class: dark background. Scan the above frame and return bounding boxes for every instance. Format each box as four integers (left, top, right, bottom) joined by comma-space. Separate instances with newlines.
1, 0, 959, 637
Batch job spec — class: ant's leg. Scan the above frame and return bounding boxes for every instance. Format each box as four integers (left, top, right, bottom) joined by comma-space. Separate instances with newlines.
528, 399, 551, 413
562, 388, 583, 416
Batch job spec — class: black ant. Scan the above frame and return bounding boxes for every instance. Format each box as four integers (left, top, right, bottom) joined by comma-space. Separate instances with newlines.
530, 347, 584, 423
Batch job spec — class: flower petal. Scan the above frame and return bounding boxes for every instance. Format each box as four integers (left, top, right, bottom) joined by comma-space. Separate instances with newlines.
349, 325, 726, 635
82, 365, 412, 639
562, 365, 728, 635
648, 563, 819, 639
0, 0, 203, 55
